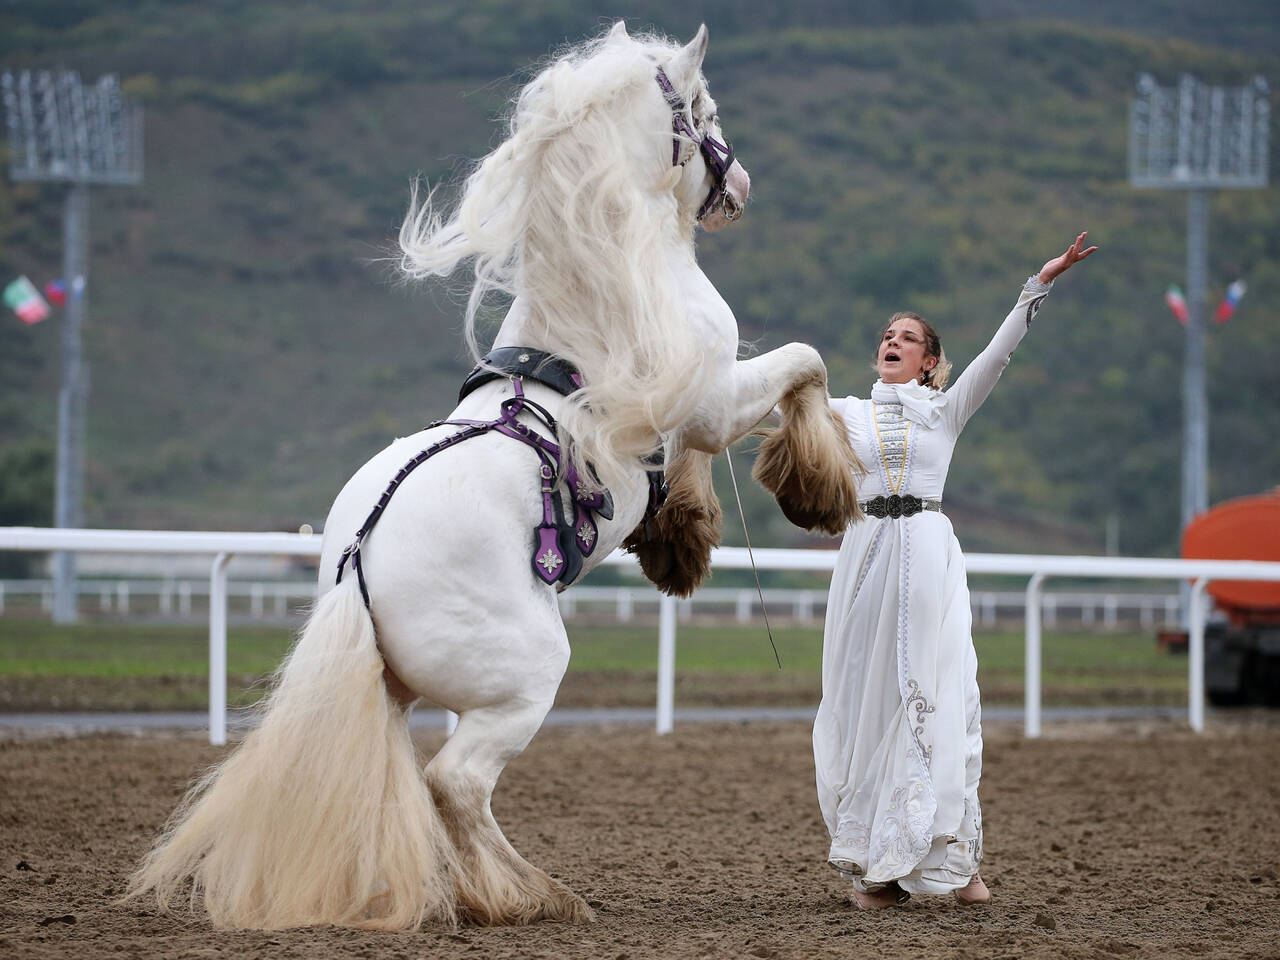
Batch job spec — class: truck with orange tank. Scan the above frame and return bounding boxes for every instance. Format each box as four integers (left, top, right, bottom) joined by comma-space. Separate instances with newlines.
1180, 490, 1280, 706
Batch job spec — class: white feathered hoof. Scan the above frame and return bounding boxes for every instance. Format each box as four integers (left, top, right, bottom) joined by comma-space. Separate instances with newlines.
428, 775, 595, 926
753, 381, 864, 536
622, 448, 722, 597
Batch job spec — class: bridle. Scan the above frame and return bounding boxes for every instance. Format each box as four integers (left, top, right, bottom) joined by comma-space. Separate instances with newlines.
655, 67, 740, 222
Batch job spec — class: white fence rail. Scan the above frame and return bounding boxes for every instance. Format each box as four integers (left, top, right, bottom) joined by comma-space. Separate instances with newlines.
0, 578, 1189, 628
3, 527, 1280, 745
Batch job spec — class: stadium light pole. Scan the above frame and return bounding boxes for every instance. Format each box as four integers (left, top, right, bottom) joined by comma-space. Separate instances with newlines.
1129, 73, 1269, 623
2, 70, 143, 622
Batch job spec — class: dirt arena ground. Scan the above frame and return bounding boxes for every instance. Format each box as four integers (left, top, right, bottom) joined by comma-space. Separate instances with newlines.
3, 716, 1278, 960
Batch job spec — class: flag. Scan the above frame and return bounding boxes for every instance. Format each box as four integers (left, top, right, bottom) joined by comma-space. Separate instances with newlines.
3, 276, 50, 325
1214, 279, 1246, 324
44, 279, 66, 307
1164, 285, 1189, 325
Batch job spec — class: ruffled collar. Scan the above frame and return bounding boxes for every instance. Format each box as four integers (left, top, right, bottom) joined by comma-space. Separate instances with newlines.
870, 378, 948, 427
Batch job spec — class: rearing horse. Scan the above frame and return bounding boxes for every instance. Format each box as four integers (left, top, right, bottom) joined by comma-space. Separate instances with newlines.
129, 23, 862, 930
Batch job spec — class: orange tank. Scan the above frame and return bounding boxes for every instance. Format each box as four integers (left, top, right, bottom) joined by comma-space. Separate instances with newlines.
1181, 489, 1280, 625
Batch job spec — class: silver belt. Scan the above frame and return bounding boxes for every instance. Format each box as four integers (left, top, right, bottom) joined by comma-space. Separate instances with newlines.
859, 494, 942, 519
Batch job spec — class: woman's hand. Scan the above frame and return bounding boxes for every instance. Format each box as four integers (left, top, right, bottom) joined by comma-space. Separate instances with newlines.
1038, 231, 1097, 284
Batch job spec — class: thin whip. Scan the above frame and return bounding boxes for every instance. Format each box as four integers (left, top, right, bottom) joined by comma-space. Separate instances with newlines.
724, 447, 781, 670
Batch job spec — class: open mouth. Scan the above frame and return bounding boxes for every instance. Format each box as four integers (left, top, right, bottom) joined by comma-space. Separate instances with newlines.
884, 352, 901, 362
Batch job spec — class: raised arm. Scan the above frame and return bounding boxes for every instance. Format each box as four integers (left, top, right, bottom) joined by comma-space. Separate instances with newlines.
943, 232, 1096, 432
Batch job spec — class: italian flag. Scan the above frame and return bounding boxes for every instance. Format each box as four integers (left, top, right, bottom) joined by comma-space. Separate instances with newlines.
1164, 285, 1189, 325
3, 276, 50, 325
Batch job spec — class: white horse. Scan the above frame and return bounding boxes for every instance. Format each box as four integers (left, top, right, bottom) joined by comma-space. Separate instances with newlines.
129, 23, 861, 930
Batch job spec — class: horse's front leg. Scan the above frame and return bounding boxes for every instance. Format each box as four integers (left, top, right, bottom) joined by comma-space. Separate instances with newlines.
684, 343, 865, 536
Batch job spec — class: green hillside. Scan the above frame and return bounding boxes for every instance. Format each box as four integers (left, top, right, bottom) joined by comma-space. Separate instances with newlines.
0, 1, 1276, 559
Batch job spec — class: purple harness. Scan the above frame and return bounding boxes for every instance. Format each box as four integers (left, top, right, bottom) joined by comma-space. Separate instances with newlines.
654, 67, 737, 222
335, 349, 666, 608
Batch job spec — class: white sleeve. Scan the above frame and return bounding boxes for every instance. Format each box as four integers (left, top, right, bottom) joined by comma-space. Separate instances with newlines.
828, 395, 855, 420
942, 277, 1051, 433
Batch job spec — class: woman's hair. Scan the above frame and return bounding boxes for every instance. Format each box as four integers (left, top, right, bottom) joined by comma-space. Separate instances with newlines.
877, 311, 952, 390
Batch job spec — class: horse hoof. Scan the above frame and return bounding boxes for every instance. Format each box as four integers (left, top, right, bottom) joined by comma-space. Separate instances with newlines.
544, 891, 595, 924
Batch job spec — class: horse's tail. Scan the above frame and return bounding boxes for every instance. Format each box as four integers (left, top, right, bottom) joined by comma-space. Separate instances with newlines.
126, 575, 459, 930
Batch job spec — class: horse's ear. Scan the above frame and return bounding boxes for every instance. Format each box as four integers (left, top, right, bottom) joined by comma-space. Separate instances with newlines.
607, 20, 628, 41
668, 24, 708, 89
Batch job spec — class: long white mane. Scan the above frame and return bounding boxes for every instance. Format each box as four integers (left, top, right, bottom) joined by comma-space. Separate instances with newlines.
399, 26, 713, 487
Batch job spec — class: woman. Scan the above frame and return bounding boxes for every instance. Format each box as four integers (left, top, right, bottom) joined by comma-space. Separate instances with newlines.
813, 232, 1096, 910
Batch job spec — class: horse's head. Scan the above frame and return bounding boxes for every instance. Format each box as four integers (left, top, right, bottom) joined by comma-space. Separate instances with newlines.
616, 22, 750, 232
400, 23, 752, 488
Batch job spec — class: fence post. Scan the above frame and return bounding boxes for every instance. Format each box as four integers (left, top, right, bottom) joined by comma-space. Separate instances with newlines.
559, 593, 576, 619
1189, 577, 1208, 733
1025, 573, 1046, 739
209, 552, 233, 746
657, 592, 676, 734
799, 592, 814, 622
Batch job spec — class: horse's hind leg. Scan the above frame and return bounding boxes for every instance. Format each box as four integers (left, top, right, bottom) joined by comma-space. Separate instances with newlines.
425, 698, 592, 926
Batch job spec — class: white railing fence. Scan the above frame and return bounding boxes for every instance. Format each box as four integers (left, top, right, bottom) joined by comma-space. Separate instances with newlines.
3, 527, 1280, 745
0, 578, 1190, 629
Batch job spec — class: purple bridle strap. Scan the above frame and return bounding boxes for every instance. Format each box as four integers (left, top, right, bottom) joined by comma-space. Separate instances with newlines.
654, 67, 736, 221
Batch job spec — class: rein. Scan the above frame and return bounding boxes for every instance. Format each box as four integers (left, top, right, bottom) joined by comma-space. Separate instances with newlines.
655, 67, 738, 222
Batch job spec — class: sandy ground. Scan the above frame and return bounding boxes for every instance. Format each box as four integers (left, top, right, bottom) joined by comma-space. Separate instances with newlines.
2, 716, 1278, 960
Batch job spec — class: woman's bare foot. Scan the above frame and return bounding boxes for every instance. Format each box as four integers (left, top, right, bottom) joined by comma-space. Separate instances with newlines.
953, 873, 990, 905
851, 881, 909, 910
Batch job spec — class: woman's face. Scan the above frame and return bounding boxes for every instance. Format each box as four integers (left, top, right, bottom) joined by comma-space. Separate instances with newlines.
876, 317, 936, 385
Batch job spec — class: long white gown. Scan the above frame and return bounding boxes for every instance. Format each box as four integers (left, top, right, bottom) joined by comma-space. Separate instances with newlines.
813, 277, 1052, 895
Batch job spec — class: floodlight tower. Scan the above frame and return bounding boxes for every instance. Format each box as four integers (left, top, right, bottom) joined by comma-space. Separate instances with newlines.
1129, 74, 1268, 599
2, 70, 143, 622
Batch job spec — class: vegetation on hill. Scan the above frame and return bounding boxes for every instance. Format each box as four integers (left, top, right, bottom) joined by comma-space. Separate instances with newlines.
0, 1, 1276, 561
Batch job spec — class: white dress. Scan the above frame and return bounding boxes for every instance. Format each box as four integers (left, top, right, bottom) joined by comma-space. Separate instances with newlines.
813, 277, 1052, 895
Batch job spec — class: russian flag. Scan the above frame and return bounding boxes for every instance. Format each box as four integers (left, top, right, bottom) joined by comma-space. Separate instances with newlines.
44, 279, 66, 307
1164, 285, 1189, 325
1214, 279, 1246, 324
3, 276, 50, 325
